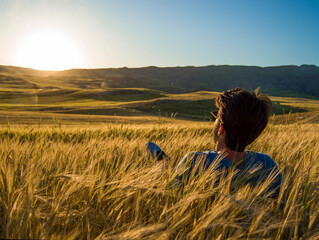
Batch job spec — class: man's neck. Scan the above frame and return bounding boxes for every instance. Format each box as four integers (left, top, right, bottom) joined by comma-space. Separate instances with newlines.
222, 149, 246, 165
217, 143, 245, 165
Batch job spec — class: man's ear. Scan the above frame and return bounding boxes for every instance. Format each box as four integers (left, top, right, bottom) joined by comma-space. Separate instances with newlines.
219, 123, 225, 135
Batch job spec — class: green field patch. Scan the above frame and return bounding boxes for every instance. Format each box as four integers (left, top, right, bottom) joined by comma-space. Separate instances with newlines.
71, 88, 164, 102
265, 88, 319, 99
127, 98, 216, 120
271, 102, 307, 115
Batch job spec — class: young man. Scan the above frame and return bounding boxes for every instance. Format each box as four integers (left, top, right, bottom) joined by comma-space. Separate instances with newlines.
147, 88, 282, 196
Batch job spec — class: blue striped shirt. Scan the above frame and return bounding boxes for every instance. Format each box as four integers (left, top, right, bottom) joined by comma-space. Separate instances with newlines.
176, 150, 282, 196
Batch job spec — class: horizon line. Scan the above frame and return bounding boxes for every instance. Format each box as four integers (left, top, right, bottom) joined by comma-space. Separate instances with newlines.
0, 63, 318, 72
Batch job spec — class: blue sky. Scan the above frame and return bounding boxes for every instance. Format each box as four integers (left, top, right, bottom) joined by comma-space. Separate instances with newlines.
0, 0, 318, 70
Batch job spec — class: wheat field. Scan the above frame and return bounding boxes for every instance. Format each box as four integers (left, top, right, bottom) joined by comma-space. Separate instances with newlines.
0, 121, 318, 239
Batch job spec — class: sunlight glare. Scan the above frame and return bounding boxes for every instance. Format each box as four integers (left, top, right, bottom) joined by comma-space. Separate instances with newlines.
16, 30, 81, 71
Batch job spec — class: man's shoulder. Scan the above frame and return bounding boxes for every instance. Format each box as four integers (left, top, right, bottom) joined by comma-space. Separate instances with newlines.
245, 151, 278, 169
246, 151, 282, 196
176, 151, 216, 173
184, 150, 218, 157
183, 150, 220, 162
182, 150, 231, 168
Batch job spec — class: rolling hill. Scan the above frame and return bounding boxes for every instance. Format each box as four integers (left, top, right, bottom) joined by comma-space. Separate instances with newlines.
0, 64, 318, 124
1, 64, 318, 97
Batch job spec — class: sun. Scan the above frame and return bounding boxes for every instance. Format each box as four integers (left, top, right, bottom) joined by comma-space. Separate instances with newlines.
16, 30, 81, 71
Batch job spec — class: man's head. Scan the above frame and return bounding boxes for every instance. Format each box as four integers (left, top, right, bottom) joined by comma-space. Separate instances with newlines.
213, 87, 271, 152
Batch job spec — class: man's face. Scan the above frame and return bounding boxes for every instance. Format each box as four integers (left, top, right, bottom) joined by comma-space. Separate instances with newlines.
213, 118, 220, 144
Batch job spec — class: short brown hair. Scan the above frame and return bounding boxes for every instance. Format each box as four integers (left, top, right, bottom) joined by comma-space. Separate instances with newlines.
216, 87, 271, 152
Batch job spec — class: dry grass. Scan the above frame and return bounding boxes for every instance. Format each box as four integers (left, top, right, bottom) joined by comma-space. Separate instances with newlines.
0, 122, 318, 239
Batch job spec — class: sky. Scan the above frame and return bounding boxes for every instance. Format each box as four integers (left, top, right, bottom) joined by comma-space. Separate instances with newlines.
0, 0, 318, 70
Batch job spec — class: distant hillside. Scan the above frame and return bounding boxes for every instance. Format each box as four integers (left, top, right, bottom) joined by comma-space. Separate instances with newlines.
1, 63, 318, 122
1, 64, 319, 97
